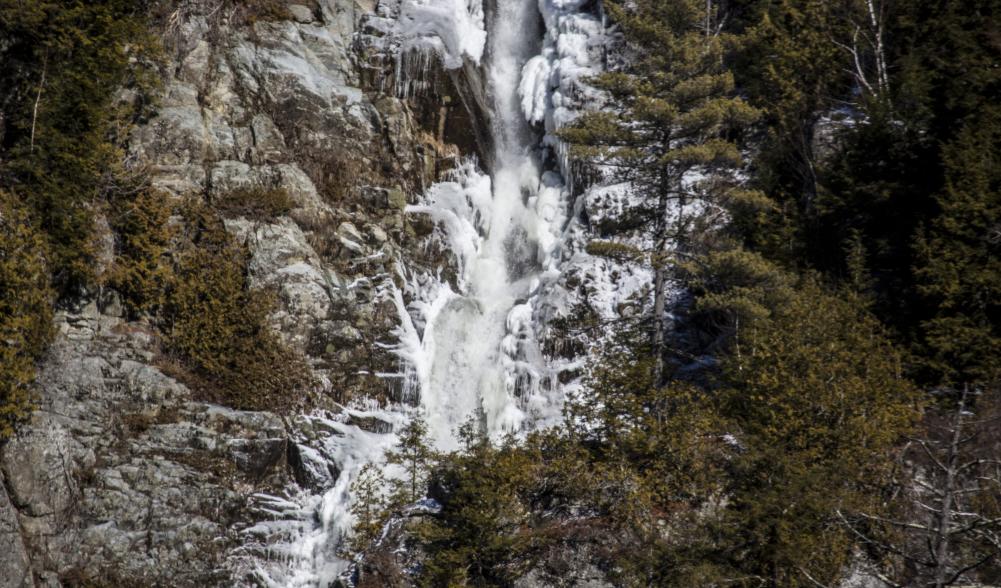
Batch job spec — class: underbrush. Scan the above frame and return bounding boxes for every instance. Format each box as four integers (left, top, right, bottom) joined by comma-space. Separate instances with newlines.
0, 192, 54, 440
111, 194, 314, 414
214, 185, 294, 221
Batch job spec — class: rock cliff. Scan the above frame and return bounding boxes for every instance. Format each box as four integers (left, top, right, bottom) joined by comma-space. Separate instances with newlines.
0, 1, 472, 585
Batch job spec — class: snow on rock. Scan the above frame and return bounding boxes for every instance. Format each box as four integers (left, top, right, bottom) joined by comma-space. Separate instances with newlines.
405, 161, 493, 289
519, 52, 553, 124
520, 0, 606, 170
397, 0, 486, 68
273, 0, 615, 584
367, 0, 487, 69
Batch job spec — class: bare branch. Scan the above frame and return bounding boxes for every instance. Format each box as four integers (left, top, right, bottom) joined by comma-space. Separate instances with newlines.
30, 51, 49, 154
916, 439, 949, 473
797, 566, 832, 588
944, 552, 997, 585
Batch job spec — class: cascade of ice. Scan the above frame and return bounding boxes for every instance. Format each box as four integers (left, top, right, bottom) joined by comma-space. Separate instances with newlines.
258, 1, 606, 585
404, 0, 556, 449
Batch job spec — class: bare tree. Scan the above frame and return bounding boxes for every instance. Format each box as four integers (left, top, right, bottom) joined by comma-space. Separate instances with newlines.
841, 387, 1001, 587
832, 0, 891, 105
29, 51, 48, 154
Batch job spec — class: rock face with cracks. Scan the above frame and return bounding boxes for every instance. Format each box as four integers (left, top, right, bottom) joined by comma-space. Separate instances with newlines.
0, 0, 466, 585
1, 296, 288, 585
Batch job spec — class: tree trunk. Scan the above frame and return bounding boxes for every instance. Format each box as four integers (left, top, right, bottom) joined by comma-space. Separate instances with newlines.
932, 387, 967, 588
652, 263, 667, 385
30, 53, 48, 154
651, 162, 675, 387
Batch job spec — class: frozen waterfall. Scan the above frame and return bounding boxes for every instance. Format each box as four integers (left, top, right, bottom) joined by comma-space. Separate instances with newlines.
260, 0, 606, 585
398, 0, 562, 450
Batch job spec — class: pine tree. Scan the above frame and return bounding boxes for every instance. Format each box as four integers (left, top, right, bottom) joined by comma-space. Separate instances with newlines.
693, 251, 922, 586
565, 333, 733, 586
729, 0, 851, 215
419, 433, 539, 587
348, 464, 391, 555
561, 0, 758, 384
386, 415, 436, 504
913, 104, 1001, 391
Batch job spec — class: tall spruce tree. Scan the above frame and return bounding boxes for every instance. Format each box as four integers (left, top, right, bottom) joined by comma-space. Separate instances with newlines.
561, 0, 758, 384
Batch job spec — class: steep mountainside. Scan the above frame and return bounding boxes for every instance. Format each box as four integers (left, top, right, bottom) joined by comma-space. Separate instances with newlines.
0, 0, 483, 584
3, 1, 998, 587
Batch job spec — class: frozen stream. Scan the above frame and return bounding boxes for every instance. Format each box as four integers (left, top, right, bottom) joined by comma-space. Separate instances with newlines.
260, 0, 608, 585
398, 0, 563, 450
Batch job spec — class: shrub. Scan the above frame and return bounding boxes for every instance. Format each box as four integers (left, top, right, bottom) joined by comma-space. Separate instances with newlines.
299, 151, 367, 204
107, 189, 175, 317
0, 192, 54, 440
234, 0, 290, 23
160, 201, 313, 413
214, 185, 294, 221
584, 239, 644, 263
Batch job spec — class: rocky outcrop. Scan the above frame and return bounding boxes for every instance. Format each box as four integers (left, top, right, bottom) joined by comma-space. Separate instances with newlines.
0, 297, 290, 586
0, 472, 32, 588
128, 0, 470, 404
0, 0, 478, 585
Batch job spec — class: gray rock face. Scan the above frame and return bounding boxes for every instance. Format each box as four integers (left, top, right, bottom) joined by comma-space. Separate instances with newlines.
0, 0, 487, 584
0, 0, 449, 585
0, 472, 33, 588
124, 0, 448, 405
0, 303, 291, 586
513, 550, 614, 588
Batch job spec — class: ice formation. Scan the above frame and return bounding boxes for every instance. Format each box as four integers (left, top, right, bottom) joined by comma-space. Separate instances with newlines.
388, 0, 573, 450
260, 0, 612, 585
365, 0, 487, 70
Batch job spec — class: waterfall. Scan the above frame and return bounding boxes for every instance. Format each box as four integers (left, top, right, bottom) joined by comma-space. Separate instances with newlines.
404, 0, 557, 450
259, 0, 607, 585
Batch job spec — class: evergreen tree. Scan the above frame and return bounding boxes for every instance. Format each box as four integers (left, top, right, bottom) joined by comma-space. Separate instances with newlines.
565, 334, 732, 586
0, 191, 53, 440
419, 430, 539, 587
386, 415, 437, 504
731, 0, 850, 213
349, 464, 392, 555
693, 251, 922, 585
108, 188, 176, 318
160, 201, 314, 413
0, 0, 159, 292
913, 104, 1001, 390
349, 415, 436, 556
561, 0, 758, 384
